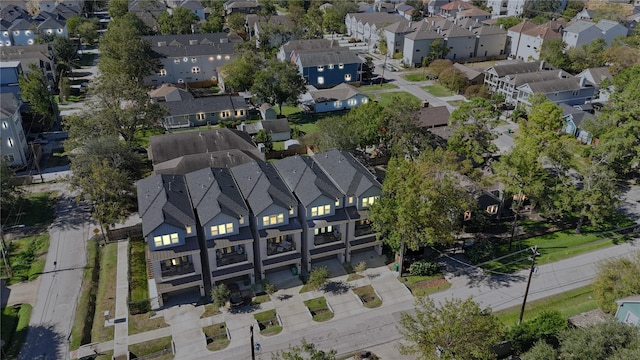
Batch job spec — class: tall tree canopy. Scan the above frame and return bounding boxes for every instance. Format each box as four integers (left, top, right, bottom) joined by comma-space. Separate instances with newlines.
593, 251, 640, 314
370, 148, 477, 251
219, 51, 264, 92
448, 97, 499, 164
158, 6, 199, 35
251, 60, 306, 114
18, 64, 56, 130
399, 296, 504, 360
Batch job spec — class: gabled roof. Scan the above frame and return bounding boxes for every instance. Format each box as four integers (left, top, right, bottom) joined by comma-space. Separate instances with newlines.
9, 18, 34, 31
443, 26, 474, 38
309, 83, 367, 102
616, 295, 640, 304
184, 167, 248, 226
473, 25, 506, 36
281, 39, 336, 53
162, 95, 247, 117
347, 12, 404, 27
405, 29, 442, 40
296, 50, 363, 67
509, 69, 572, 87
0, 92, 21, 118
440, 0, 475, 11
0, 4, 30, 23
130, 0, 167, 12
523, 23, 561, 40
149, 128, 257, 166
154, 149, 262, 175
273, 155, 343, 207
558, 103, 594, 127
458, 7, 490, 17
416, 105, 450, 128
519, 77, 593, 93
261, 118, 290, 134
508, 19, 537, 33
230, 160, 298, 215
563, 20, 595, 34
384, 18, 420, 33
148, 83, 194, 101
178, 0, 205, 10
578, 67, 612, 86
488, 60, 551, 77
145, 33, 237, 57
137, 174, 196, 236
37, 16, 65, 29
312, 150, 381, 198
596, 19, 623, 32
453, 63, 482, 81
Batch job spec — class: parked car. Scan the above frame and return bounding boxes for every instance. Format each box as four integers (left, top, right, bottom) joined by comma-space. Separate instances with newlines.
228, 283, 245, 307
496, 103, 515, 111
385, 64, 397, 72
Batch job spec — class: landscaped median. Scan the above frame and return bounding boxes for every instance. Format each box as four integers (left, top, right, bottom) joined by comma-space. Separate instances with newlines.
304, 296, 333, 322
203, 322, 230, 351
128, 335, 173, 360
352, 285, 382, 308
254, 309, 282, 336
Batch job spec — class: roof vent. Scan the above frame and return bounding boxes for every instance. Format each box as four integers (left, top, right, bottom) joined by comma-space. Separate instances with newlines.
158, 41, 167, 46
189, 39, 198, 45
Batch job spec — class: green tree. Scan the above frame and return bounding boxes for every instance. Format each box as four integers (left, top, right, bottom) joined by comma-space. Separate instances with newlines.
210, 283, 230, 308
227, 13, 247, 36
58, 75, 71, 103
272, 339, 336, 360
65, 15, 83, 35
219, 51, 264, 92
448, 97, 499, 164
99, 14, 159, 83
51, 36, 78, 75
251, 60, 306, 115
593, 252, 640, 313
562, 0, 584, 20
426, 58, 453, 78
307, 266, 329, 290
521, 341, 557, 360
361, 56, 375, 82
109, 0, 129, 18
322, 9, 344, 34
18, 64, 56, 130
540, 38, 570, 70
428, 38, 450, 61
399, 296, 504, 360
303, 5, 323, 39
0, 161, 23, 221
522, 0, 561, 21
158, 6, 199, 35
495, 16, 521, 30
558, 320, 640, 359
566, 38, 606, 73
370, 149, 476, 252
77, 19, 99, 45
508, 310, 567, 353
253, 129, 273, 152
201, 14, 224, 33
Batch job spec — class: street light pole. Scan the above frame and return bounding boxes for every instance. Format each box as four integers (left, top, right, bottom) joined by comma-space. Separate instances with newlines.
250, 325, 255, 360
518, 246, 539, 326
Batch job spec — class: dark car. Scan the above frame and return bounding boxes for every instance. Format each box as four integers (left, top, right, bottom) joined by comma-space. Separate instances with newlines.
228, 283, 244, 307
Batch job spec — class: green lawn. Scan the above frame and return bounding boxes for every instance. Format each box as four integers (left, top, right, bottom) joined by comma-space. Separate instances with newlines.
70, 238, 99, 350
128, 336, 173, 360
3, 191, 56, 227
376, 91, 421, 107
304, 296, 333, 322
132, 127, 165, 149
359, 83, 399, 92
91, 242, 117, 344
401, 274, 452, 297
287, 109, 350, 136
402, 73, 427, 82
495, 285, 598, 327
251, 294, 271, 306
128, 312, 169, 335
422, 84, 455, 97
272, 141, 285, 151
1, 234, 50, 284
129, 239, 149, 303
204, 323, 229, 351
279, 105, 301, 116
254, 309, 282, 335
352, 285, 382, 308
200, 304, 221, 319
1, 304, 32, 358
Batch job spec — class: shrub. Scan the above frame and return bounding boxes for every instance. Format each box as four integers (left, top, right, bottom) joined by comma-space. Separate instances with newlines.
128, 299, 151, 315
408, 260, 440, 276
354, 261, 367, 273
508, 310, 567, 353
211, 283, 230, 308
521, 340, 557, 360
466, 240, 497, 263
307, 266, 329, 290
263, 280, 277, 295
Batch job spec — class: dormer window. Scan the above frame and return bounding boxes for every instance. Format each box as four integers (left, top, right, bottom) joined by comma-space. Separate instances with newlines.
289, 208, 294, 215
186, 226, 192, 234
338, 63, 344, 69
196, 112, 205, 120
311, 204, 330, 217
153, 233, 179, 247
317, 65, 324, 72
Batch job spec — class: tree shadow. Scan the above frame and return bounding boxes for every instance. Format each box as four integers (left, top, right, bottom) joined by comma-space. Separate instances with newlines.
321, 281, 352, 295
50, 195, 95, 230
438, 253, 526, 289
366, 273, 380, 280
276, 294, 292, 301
15, 324, 66, 360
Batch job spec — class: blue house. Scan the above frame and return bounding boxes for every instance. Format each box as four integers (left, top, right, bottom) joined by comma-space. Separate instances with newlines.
9, 19, 36, 45
175, 0, 207, 20
308, 83, 370, 113
1, 19, 13, 46
294, 50, 363, 89
559, 103, 595, 144
615, 295, 640, 327
0, 61, 23, 97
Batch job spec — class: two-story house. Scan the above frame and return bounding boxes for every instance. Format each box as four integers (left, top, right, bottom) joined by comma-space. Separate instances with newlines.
0, 61, 23, 97
161, 95, 248, 129
515, 75, 595, 107
483, 60, 553, 103
230, 161, 303, 280
173, 0, 207, 20
137, 174, 204, 307
559, 103, 595, 144
576, 67, 613, 102
308, 83, 370, 113
562, 20, 627, 49
185, 167, 255, 287
1, 93, 29, 167
294, 50, 363, 88
9, 19, 36, 46
223, 0, 261, 15
442, 26, 476, 61
344, 12, 405, 52
273, 155, 348, 272
144, 33, 238, 87
508, 19, 566, 61
1, 19, 14, 46
312, 150, 383, 262
277, 39, 339, 62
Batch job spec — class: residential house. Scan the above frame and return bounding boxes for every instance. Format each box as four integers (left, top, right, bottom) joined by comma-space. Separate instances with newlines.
273, 155, 348, 271
312, 150, 383, 262
8, 19, 36, 45
277, 39, 338, 62
573, 8, 595, 21
486, 0, 509, 17
160, 95, 248, 129
453, 63, 484, 85
562, 20, 627, 49
439, 1, 476, 19
456, 7, 491, 22
472, 25, 507, 59
35, 16, 67, 38
516, 75, 595, 107
427, 0, 450, 16
184, 167, 255, 287
576, 67, 613, 102
144, 33, 238, 87
476, 189, 506, 219
251, 15, 294, 48
294, 49, 363, 88
344, 12, 405, 52
308, 83, 370, 113
484, 60, 553, 103
259, 103, 277, 120
1, 19, 13, 46
383, 18, 421, 57
559, 103, 595, 144
129, 0, 167, 32
223, 0, 261, 15
173, 0, 207, 20
0, 61, 23, 97
137, 174, 204, 307
396, 3, 416, 20
238, 118, 291, 142
149, 128, 264, 174
402, 27, 443, 66
0, 93, 29, 167
443, 26, 476, 61
508, 19, 566, 61
615, 295, 640, 327
230, 160, 302, 280
148, 83, 194, 102
0, 44, 57, 86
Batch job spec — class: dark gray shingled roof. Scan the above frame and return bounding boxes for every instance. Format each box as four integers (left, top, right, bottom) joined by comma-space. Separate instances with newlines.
149, 128, 258, 165
184, 167, 249, 226
311, 150, 381, 198
296, 50, 363, 67
154, 149, 262, 175
273, 155, 343, 207
144, 33, 236, 57
521, 77, 593, 93
137, 174, 196, 237
230, 161, 298, 216
162, 95, 247, 117
490, 60, 552, 77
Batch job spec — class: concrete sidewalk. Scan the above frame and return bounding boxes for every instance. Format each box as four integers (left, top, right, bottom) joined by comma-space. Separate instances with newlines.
112, 241, 130, 359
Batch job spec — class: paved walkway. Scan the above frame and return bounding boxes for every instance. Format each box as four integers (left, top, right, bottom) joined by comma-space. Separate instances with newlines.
113, 241, 130, 359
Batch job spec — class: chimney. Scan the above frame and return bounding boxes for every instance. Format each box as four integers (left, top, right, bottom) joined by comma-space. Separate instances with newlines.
558, 70, 563, 79
579, 77, 586, 87
539, 60, 546, 70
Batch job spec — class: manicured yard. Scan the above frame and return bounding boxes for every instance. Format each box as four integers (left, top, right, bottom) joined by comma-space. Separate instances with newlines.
287, 110, 351, 136
91, 242, 117, 344
1, 304, 32, 358
279, 105, 302, 116
129, 239, 149, 304
304, 296, 333, 322
422, 84, 455, 97
402, 73, 427, 82
272, 141, 285, 151
203, 323, 230, 351
376, 91, 420, 108
251, 294, 271, 306
128, 311, 169, 335
70, 238, 99, 350
200, 304, 222, 318
254, 309, 282, 336
359, 83, 399, 92
1, 234, 50, 284
352, 285, 382, 308
128, 336, 173, 360
401, 274, 451, 297
3, 191, 56, 227
495, 285, 598, 326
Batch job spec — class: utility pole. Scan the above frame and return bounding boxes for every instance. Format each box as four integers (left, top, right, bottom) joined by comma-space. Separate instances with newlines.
509, 187, 524, 251
250, 325, 255, 360
518, 246, 539, 326
30, 142, 44, 183
380, 54, 387, 87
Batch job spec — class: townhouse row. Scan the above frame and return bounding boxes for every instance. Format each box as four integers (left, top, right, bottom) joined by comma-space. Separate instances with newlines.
137, 149, 382, 307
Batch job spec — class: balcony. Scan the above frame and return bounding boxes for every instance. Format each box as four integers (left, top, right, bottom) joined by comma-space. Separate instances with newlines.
216, 246, 248, 267
314, 231, 341, 246
160, 262, 195, 278
354, 223, 374, 237
267, 236, 296, 256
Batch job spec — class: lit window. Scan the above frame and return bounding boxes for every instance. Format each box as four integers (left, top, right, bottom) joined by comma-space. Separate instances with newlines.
174, 58, 180, 64
216, 55, 222, 60
13, 31, 19, 35
211, 223, 234, 236
196, 113, 205, 120
46, 29, 52, 34
183, 57, 189, 62
57, 28, 63, 33
334, 101, 341, 107
7, 137, 13, 147
487, 205, 499, 215
27, 39, 33, 45
362, 196, 379, 208
328, 64, 334, 69
311, 204, 331, 217
186, 226, 192, 234
224, 55, 230, 60
159, 69, 167, 76
348, 196, 354, 204
317, 76, 324, 85
192, 67, 200, 73
263, 213, 285, 226
221, 110, 230, 118
317, 65, 324, 72
348, 99, 356, 106
208, 56, 214, 61
153, 233, 180, 247
2, 121, 7, 129
25, 30, 31, 35
289, 208, 294, 215
191, 57, 197, 62
335, 199, 339, 206
235, 110, 244, 116
338, 63, 344, 69
239, 216, 244, 225
2, 32, 7, 37
345, 74, 352, 81
362, 98, 368, 104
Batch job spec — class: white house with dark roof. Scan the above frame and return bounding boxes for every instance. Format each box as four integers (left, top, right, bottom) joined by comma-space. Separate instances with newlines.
185, 167, 255, 287
238, 118, 291, 142
344, 12, 405, 52
274, 155, 349, 272
516, 76, 595, 107
137, 174, 204, 307
160, 95, 248, 129
230, 161, 303, 280
508, 19, 566, 61
442, 26, 476, 61
484, 60, 553, 103
143, 33, 239, 87
402, 27, 442, 66
308, 83, 370, 113
0, 93, 29, 167
312, 150, 383, 261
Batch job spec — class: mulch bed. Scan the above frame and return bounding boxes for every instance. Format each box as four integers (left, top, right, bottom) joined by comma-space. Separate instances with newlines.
409, 276, 449, 290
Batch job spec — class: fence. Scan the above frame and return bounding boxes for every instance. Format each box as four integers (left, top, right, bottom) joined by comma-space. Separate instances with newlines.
107, 224, 143, 242
265, 146, 309, 160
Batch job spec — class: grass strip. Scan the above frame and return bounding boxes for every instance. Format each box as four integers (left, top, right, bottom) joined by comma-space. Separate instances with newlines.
128, 336, 173, 359
203, 323, 230, 351
304, 296, 334, 322
353, 285, 382, 308
91, 242, 117, 344
0, 304, 32, 358
70, 238, 99, 350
